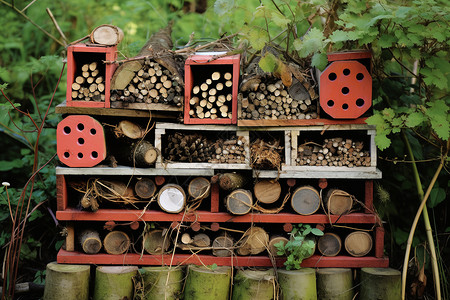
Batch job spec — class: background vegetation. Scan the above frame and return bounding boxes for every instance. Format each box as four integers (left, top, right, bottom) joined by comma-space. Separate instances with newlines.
0, 0, 448, 299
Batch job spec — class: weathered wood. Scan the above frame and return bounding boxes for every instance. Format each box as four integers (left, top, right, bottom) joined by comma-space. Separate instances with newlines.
188, 177, 210, 199
278, 268, 317, 300
93, 266, 138, 300
103, 231, 130, 255
115, 120, 146, 139
291, 186, 321, 215
141, 266, 184, 300
43, 262, 90, 300
192, 233, 211, 247
134, 178, 156, 199
318, 233, 342, 257
254, 179, 281, 204
184, 265, 232, 300
237, 226, 269, 255
65, 223, 75, 252
325, 189, 354, 215
225, 189, 253, 215
268, 236, 289, 257
345, 231, 373, 257
157, 183, 186, 213
232, 269, 275, 300
214, 172, 246, 191
143, 229, 171, 255
212, 233, 235, 257
79, 229, 102, 254
90, 24, 124, 46
360, 268, 401, 300
316, 268, 354, 300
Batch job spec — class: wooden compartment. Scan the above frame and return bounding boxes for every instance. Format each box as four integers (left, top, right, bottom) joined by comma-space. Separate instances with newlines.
66, 44, 117, 108
184, 53, 240, 124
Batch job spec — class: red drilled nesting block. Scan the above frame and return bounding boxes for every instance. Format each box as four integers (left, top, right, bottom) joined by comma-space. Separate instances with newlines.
57, 115, 106, 167
66, 43, 117, 108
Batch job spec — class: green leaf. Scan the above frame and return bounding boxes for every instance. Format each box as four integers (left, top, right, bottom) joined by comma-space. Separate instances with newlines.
248, 28, 268, 51
311, 228, 324, 236
311, 52, 328, 71
259, 52, 278, 73
295, 27, 327, 58
214, 0, 235, 16
0, 159, 25, 171
405, 112, 425, 128
210, 263, 218, 270
378, 34, 397, 48
0, 83, 8, 90
271, 11, 291, 27
428, 187, 446, 208
375, 133, 391, 151
425, 100, 449, 140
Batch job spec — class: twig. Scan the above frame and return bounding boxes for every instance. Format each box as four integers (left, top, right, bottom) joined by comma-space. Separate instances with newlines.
46, 8, 68, 46
20, 0, 37, 12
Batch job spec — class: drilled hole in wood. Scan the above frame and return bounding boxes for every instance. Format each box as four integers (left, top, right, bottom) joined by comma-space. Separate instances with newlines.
91, 151, 98, 159
77, 152, 84, 159
78, 138, 85, 145
342, 103, 349, 110
356, 73, 364, 80
328, 73, 337, 81
356, 98, 365, 107
77, 123, 85, 131
64, 152, 70, 158
341, 87, 349, 95
90, 128, 97, 135
327, 100, 335, 107
343, 68, 350, 76
63, 126, 71, 134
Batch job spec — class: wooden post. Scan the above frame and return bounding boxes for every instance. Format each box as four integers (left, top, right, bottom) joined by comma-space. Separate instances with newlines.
141, 266, 184, 300
375, 226, 385, 258
232, 269, 275, 300
43, 262, 90, 300
65, 222, 75, 252
360, 268, 401, 300
93, 266, 138, 300
317, 268, 354, 300
365, 180, 374, 213
210, 182, 220, 213
184, 265, 232, 300
277, 268, 317, 300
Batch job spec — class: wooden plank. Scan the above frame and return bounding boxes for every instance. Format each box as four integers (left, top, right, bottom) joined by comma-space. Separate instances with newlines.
375, 226, 385, 258
238, 123, 375, 132
285, 130, 291, 166
237, 118, 369, 127
110, 101, 182, 111
156, 122, 239, 131
210, 182, 220, 213
55, 166, 214, 176
56, 210, 378, 223
365, 180, 374, 213
155, 162, 251, 170
57, 249, 389, 267
56, 175, 67, 211
256, 168, 382, 179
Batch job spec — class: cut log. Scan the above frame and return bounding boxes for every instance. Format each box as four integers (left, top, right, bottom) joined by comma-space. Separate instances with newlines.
43, 262, 90, 300
90, 24, 124, 46
253, 179, 281, 204
216, 172, 246, 191
192, 233, 211, 247
134, 178, 156, 199
184, 265, 232, 300
115, 120, 146, 139
325, 189, 354, 215
157, 183, 186, 213
103, 231, 130, 255
212, 233, 235, 257
118, 140, 158, 167
98, 180, 135, 203
268, 236, 289, 257
317, 268, 354, 300
188, 177, 211, 199
317, 232, 342, 257
143, 229, 171, 254
78, 229, 102, 254
93, 266, 138, 300
237, 226, 269, 255
232, 269, 275, 300
291, 186, 321, 215
277, 268, 316, 300
181, 232, 193, 244
344, 231, 373, 257
360, 268, 401, 300
141, 266, 184, 300
225, 189, 253, 215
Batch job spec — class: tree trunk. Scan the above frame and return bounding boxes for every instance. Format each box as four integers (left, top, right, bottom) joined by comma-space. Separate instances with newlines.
188, 177, 211, 199
103, 231, 130, 255
345, 231, 373, 257
268, 236, 289, 257
90, 24, 124, 46
134, 178, 156, 199
225, 189, 253, 215
143, 229, 171, 255
43, 262, 90, 300
79, 229, 102, 254
317, 268, 354, 300
93, 266, 138, 300
141, 266, 184, 300
254, 179, 281, 204
324, 189, 353, 215
232, 269, 275, 300
212, 233, 235, 257
360, 268, 401, 300
291, 186, 321, 215
277, 268, 317, 300
317, 233, 342, 257
184, 265, 232, 300
157, 184, 186, 213
237, 226, 269, 255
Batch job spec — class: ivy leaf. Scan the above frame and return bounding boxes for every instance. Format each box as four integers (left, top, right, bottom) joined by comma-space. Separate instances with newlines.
428, 187, 446, 208
259, 52, 278, 73
271, 11, 291, 27
405, 112, 425, 128
214, 0, 235, 16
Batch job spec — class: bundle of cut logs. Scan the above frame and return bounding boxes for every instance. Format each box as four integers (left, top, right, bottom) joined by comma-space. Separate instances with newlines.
209, 136, 246, 164
188, 71, 233, 119
110, 58, 183, 106
71, 62, 105, 102
297, 138, 371, 167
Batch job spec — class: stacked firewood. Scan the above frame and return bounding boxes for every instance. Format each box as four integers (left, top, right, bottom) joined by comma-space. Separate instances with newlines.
188, 71, 233, 119
297, 138, 371, 167
164, 132, 214, 162
239, 77, 318, 120
71, 62, 105, 101
209, 136, 246, 164
110, 58, 183, 106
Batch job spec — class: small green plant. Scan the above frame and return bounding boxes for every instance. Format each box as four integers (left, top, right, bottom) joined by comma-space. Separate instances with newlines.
274, 224, 323, 270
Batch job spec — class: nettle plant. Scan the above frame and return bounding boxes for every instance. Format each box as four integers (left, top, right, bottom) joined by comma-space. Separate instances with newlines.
275, 224, 323, 270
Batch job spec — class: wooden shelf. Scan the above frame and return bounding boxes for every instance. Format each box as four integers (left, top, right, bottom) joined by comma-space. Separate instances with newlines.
255, 168, 382, 179
56, 209, 378, 223
56, 166, 215, 176
57, 249, 389, 268
237, 117, 369, 127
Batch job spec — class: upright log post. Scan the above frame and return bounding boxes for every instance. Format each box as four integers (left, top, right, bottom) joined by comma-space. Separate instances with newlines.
43, 262, 90, 300
360, 268, 401, 300
184, 265, 232, 300
316, 268, 354, 300
231, 269, 275, 300
141, 266, 184, 300
277, 268, 317, 300
93, 266, 138, 300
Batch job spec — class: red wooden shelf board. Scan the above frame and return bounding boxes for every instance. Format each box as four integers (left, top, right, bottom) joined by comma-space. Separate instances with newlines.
56, 209, 377, 223
57, 250, 388, 268
237, 117, 369, 127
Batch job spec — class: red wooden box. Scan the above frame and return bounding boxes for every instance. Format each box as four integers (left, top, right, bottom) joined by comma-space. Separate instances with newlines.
184, 53, 240, 124
66, 44, 117, 108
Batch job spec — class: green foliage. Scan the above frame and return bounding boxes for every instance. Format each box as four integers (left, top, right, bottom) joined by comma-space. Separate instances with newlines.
275, 224, 323, 270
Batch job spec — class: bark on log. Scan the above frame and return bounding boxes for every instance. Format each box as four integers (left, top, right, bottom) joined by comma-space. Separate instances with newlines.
277, 268, 317, 300
188, 177, 211, 199
324, 189, 354, 215
317, 268, 354, 300
360, 268, 401, 300
93, 266, 138, 300
344, 231, 373, 257
43, 262, 90, 300
184, 265, 232, 300
90, 24, 124, 46
214, 172, 246, 191
141, 266, 184, 300
103, 231, 130, 255
79, 229, 102, 254
212, 233, 235, 257
143, 229, 171, 254
225, 189, 253, 215
318, 233, 342, 257
268, 236, 289, 257
291, 186, 321, 215
134, 178, 156, 199
115, 140, 158, 167
157, 184, 186, 213
254, 179, 281, 204
237, 226, 269, 255
232, 269, 275, 300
